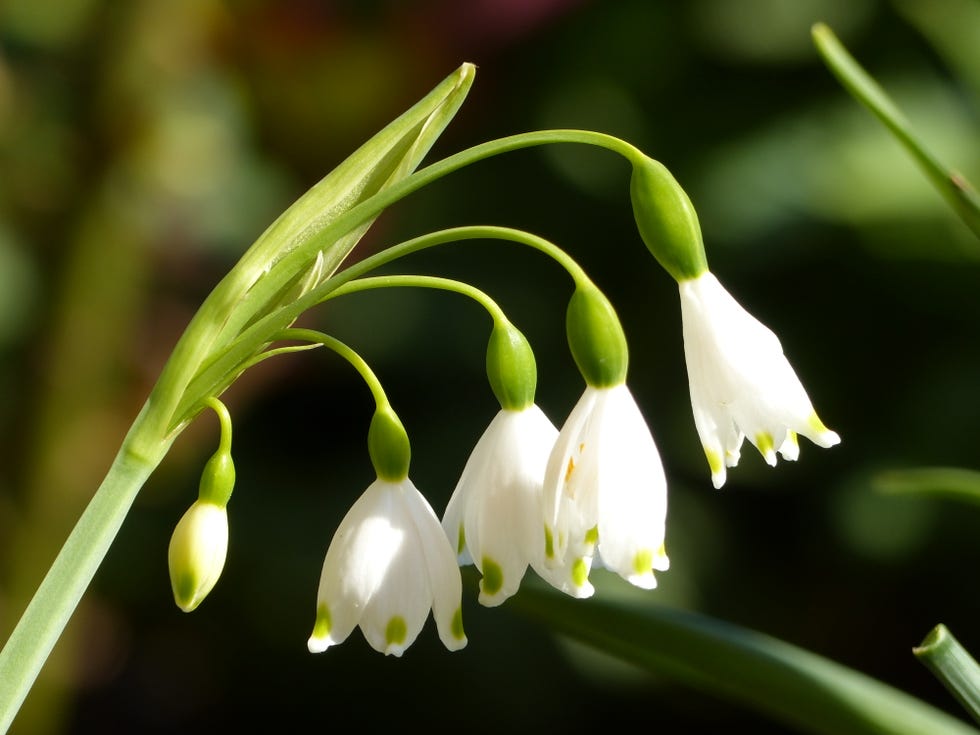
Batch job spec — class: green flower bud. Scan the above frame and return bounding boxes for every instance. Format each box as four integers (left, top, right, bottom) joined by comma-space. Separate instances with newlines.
566, 284, 628, 387
368, 405, 411, 481
630, 155, 708, 282
486, 320, 537, 411
168, 499, 229, 612
198, 447, 235, 507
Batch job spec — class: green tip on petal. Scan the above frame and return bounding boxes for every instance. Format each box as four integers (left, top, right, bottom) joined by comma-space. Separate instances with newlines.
544, 525, 555, 560
755, 432, 776, 463
584, 526, 599, 549
633, 549, 654, 575
704, 447, 723, 475
385, 616, 408, 647
481, 557, 504, 596
312, 603, 331, 639
173, 572, 201, 613
451, 607, 466, 641
572, 557, 589, 588
456, 525, 466, 556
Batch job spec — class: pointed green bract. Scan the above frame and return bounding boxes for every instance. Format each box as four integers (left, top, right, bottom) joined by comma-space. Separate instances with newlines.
150, 63, 476, 437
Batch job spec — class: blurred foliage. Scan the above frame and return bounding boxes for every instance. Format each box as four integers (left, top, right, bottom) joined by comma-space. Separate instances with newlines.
0, 0, 978, 733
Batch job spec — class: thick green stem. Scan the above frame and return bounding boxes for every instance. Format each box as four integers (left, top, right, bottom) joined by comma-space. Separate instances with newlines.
915, 624, 980, 725
0, 404, 171, 733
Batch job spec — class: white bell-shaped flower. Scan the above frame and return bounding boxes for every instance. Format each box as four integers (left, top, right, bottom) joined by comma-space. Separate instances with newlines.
679, 271, 840, 489
442, 404, 558, 607
307, 477, 467, 657
542, 384, 670, 596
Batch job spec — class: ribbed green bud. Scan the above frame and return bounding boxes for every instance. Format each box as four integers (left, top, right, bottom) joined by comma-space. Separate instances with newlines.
486, 320, 537, 411
630, 155, 708, 282
198, 448, 235, 507
566, 284, 628, 387
368, 405, 411, 481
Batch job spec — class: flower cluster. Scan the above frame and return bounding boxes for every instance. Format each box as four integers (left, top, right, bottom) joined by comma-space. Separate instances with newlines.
167, 106, 840, 661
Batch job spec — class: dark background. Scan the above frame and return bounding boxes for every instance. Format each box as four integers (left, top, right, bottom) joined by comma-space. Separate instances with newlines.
1, 1, 978, 733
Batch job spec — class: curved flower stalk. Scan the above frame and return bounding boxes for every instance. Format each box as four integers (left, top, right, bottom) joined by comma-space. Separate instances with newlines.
542, 284, 670, 596
679, 272, 841, 489
301, 335, 466, 656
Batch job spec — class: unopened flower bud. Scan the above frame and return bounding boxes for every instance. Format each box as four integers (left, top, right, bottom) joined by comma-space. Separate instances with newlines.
168, 499, 229, 612
630, 155, 708, 282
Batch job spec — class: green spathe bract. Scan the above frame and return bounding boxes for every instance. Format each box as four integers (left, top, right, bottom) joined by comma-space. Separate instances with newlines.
0, 65, 475, 733
630, 155, 708, 282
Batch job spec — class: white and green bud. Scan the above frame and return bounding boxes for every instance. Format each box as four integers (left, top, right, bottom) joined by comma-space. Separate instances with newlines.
168, 498, 229, 613
169, 398, 235, 612
368, 404, 411, 482
486, 320, 537, 411
565, 284, 629, 388
630, 155, 708, 282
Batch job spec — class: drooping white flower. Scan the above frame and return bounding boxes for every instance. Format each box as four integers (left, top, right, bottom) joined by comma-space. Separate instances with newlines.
307, 477, 467, 657
442, 404, 558, 607
541, 384, 669, 596
679, 271, 841, 489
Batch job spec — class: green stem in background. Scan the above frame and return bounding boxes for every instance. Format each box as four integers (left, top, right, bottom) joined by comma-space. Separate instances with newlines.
915, 625, 980, 725
811, 22, 980, 239
872, 466, 980, 507
0, 406, 172, 734
509, 578, 980, 735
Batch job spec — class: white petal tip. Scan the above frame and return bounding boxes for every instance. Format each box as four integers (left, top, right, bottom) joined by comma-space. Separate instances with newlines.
711, 474, 726, 489
443, 636, 468, 652
307, 637, 329, 654
818, 430, 841, 448
626, 573, 658, 590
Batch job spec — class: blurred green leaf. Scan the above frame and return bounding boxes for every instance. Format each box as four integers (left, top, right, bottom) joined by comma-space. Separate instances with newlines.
873, 466, 980, 506
511, 582, 980, 735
